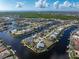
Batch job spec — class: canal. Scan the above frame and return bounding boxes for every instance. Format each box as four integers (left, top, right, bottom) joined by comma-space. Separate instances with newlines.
0, 25, 78, 59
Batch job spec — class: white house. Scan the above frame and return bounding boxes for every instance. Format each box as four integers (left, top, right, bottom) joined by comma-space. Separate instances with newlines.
36, 41, 45, 49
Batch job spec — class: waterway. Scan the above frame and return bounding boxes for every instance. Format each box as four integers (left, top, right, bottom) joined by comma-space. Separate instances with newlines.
0, 25, 78, 59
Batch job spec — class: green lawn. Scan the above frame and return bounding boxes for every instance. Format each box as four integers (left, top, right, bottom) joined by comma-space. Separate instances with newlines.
0, 12, 79, 20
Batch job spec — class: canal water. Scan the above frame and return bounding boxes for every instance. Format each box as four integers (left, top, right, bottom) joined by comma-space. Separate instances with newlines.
0, 25, 78, 59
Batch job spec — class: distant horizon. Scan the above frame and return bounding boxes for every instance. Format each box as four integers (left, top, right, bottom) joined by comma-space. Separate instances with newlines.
0, 10, 79, 12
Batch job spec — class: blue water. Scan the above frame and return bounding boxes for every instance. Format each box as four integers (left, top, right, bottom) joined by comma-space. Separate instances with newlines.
0, 25, 78, 59
53, 25, 78, 54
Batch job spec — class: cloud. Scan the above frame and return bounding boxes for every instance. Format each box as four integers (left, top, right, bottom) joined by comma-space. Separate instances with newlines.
73, 2, 79, 8
53, 1, 72, 9
63, 1, 72, 7
16, 2, 24, 8
35, 0, 49, 8
53, 1, 60, 9
59, 1, 72, 9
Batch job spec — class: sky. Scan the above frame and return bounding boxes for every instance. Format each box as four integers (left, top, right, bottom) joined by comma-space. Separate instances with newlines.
0, 0, 79, 11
